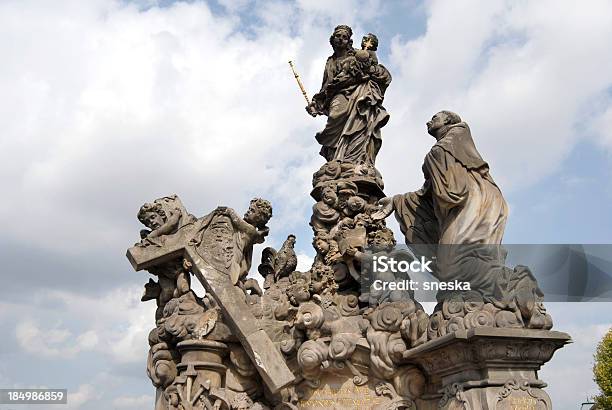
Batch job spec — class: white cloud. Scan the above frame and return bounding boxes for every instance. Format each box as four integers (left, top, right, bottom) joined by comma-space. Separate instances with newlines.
1, 0, 610, 255
216, 0, 251, 13
539, 303, 611, 409
295, 0, 383, 24
12, 286, 154, 363
15, 321, 97, 359
0, 0, 322, 256
66, 383, 97, 410
0, 368, 10, 388
112, 394, 154, 408
53, 286, 154, 364
296, 252, 314, 272
1, 1, 611, 409
591, 104, 612, 148
380, 0, 612, 197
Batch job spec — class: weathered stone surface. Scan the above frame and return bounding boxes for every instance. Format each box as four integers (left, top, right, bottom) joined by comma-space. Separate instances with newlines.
403, 328, 570, 409
306, 25, 391, 167
128, 199, 295, 400
125, 25, 569, 410
373, 111, 553, 339
297, 373, 391, 409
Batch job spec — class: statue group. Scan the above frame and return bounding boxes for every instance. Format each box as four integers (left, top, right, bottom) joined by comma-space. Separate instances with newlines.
127, 25, 570, 410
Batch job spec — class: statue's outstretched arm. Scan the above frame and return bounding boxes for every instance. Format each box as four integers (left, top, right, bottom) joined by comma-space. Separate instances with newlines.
371, 196, 394, 220
221, 207, 272, 246
254, 227, 269, 244
217, 207, 254, 234
308, 58, 335, 116
148, 208, 181, 239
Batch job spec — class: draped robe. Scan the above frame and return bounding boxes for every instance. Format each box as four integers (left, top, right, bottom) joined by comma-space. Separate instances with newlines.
392, 123, 509, 299
313, 53, 391, 165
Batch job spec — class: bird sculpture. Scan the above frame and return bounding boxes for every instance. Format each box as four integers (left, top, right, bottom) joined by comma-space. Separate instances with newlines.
258, 234, 298, 289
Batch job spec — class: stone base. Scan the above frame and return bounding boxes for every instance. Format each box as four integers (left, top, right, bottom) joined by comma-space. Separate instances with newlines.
402, 328, 571, 410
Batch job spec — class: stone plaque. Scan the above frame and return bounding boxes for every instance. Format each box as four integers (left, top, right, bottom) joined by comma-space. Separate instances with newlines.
497, 393, 546, 410
495, 379, 551, 410
297, 374, 388, 410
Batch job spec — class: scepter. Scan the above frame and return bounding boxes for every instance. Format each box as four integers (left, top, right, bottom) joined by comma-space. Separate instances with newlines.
288, 60, 310, 105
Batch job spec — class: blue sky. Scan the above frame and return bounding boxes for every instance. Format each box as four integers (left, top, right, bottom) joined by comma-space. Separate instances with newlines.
0, 0, 611, 409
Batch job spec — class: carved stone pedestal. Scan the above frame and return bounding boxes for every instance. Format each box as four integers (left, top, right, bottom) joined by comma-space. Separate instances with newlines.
176, 340, 228, 388
169, 340, 229, 408
403, 328, 571, 410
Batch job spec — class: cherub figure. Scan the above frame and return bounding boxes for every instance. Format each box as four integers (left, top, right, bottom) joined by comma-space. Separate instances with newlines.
213, 198, 272, 239
343, 227, 412, 306
312, 231, 339, 266
138, 202, 179, 243
313, 231, 330, 258
345, 195, 377, 217
310, 262, 339, 296
287, 271, 312, 306
191, 198, 273, 285
242, 198, 273, 232
330, 52, 371, 87
360, 32, 379, 65
311, 184, 340, 232
329, 33, 380, 90
207, 198, 273, 257
137, 195, 196, 245
369, 227, 396, 251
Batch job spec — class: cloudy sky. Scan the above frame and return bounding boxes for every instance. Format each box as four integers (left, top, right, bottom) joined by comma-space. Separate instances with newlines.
0, 0, 611, 408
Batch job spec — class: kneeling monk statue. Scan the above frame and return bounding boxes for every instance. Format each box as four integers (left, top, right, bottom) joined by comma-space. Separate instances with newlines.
373, 110, 509, 300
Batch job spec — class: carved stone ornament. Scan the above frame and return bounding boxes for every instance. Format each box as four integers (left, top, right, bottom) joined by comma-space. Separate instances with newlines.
125, 25, 570, 410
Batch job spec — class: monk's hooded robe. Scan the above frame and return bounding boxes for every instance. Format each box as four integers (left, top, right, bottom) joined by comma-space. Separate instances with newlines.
392, 122, 510, 300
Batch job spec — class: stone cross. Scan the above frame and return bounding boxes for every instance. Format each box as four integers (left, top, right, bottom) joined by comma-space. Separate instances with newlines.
126, 221, 296, 393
